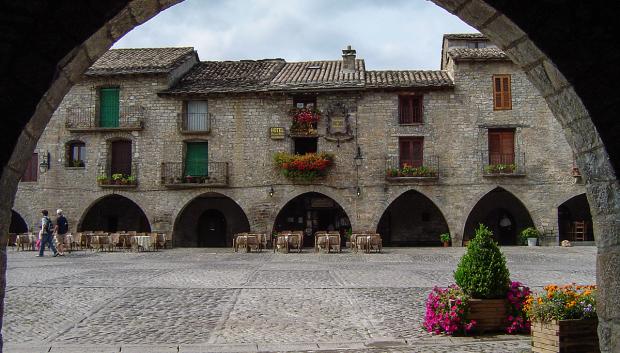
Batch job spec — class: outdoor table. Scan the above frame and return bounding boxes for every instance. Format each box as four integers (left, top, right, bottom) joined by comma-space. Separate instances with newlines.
133, 235, 153, 251
273, 233, 301, 253
90, 235, 111, 251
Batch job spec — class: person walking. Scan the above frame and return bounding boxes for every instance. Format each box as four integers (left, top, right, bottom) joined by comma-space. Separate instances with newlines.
54, 209, 69, 256
37, 209, 58, 257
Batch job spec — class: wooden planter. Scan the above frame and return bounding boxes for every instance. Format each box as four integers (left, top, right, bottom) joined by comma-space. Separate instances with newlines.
467, 298, 507, 332
531, 318, 599, 353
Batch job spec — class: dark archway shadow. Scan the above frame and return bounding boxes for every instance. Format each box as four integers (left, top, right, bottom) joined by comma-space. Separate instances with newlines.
273, 192, 351, 247
558, 193, 594, 242
377, 190, 449, 246
174, 192, 249, 247
463, 187, 534, 245
9, 210, 28, 234
79, 194, 150, 232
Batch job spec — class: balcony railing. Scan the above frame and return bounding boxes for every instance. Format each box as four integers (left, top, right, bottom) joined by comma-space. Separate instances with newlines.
97, 163, 139, 188
481, 150, 526, 176
179, 112, 211, 134
65, 106, 145, 131
161, 161, 229, 188
385, 155, 439, 181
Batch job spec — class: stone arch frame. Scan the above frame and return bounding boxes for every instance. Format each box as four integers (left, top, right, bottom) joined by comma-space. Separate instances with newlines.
171, 190, 251, 231
0, 1, 617, 351
460, 185, 536, 245
370, 187, 451, 236
9, 209, 29, 234
271, 187, 355, 231
555, 191, 589, 210
76, 191, 152, 232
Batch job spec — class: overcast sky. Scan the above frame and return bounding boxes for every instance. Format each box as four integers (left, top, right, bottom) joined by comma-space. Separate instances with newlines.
113, 0, 477, 70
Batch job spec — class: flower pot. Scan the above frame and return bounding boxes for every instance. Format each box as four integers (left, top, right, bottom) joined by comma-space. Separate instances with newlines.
527, 237, 538, 247
467, 298, 508, 333
442, 241, 449, 247
531, 318, 599, 353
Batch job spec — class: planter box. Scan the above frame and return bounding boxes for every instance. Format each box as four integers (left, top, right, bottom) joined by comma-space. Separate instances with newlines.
531, 318, 599, 353
468, 298, 507, 333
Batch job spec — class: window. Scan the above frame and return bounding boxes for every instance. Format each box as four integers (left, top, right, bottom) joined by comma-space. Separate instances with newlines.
399, 137, 424, 168
21, 153, 38, 182
110, 140, 132, 176
294, 138, 318, 155
466, 41, 487, 49
493, 75, 512, 110
99, 87, 120, 127
67, 142, 86, 167
185, 101, 209, 131
398, 95, 423, 124
185, 142, 209, 177
488, 129, 515, 165
293, 96, 316, 109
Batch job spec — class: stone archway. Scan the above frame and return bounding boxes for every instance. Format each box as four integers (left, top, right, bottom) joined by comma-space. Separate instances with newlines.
376, 189, 450, 246
558, 193, 594, 243
79, 194, 151, 232
9, 210, 28, 234
273, 192, 351, 247
173, 192, 250, 247
0, 1, 618, 351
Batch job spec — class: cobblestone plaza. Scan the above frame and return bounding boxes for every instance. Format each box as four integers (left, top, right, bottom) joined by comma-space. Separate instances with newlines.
3, 246, 596, 353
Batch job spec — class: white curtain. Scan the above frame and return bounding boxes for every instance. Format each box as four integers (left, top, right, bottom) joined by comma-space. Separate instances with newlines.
187, 101, 208, 131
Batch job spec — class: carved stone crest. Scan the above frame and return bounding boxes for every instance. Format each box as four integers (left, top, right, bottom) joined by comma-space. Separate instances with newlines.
325, 102, 354, 141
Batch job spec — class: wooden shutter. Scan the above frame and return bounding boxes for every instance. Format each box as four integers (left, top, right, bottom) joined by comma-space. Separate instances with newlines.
111, 140, 132, 175
399, 96, 423, 124
399, 137, 424, 168
488, 129, 515, 164
100, 88, 120, 127
493, 75, 511, 110
185, 142, 209, 176
21, 153, 38, 182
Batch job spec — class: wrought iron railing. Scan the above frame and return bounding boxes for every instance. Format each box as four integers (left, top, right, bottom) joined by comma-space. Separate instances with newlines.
385, 155, 439, 179
481, 149, 526, 176
65, 106, 145, 130
97, 163, 139, 186
161, 161, 229, 187
179, 112, 211, 133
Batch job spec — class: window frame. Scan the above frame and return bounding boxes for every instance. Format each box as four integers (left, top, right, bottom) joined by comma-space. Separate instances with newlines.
398, 137, 424, 168
66, 141, 86, 167
183, 100, 210, 132
398, 94, 424, 124
293, 96, 317, 109
493, 74, 512, 110
488, 128, 515, 165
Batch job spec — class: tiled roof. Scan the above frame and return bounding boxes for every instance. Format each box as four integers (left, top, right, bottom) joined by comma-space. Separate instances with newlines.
443, 33, 488, 40
447, 47, 509, 61
270, 60, 366, 91
161, 60, 286, 94
366, 70, 453, 88
86, 47, 196, 75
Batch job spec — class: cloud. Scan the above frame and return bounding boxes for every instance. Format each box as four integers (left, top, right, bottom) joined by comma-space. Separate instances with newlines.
114, 0, 476, 69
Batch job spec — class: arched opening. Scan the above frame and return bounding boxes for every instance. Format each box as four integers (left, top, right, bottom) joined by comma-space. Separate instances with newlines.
9, 210, 28, 234
174, 193, 249, 247
273, 192, 351, 247
377, 190, 449, 246
79, 194, 150, 232
558, 194, 594, 243
463, 187, 534, 245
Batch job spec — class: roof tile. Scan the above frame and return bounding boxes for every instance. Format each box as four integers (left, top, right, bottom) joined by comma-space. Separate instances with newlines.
447, 47, 509, 61
86, 47, 195, 76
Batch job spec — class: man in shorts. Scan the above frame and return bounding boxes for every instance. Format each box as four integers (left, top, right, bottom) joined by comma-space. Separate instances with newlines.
54, 209, 69, 256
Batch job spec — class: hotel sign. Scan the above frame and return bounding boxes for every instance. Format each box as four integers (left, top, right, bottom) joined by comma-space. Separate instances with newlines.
270, 127, 285, 140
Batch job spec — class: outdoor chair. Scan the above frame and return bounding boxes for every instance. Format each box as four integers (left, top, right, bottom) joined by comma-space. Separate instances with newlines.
315, 231, 329, 253
573, 221, 587, 242
16, 233, 35, 251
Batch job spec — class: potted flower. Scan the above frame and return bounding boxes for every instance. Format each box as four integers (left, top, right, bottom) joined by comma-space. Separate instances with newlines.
126, 175, 137, 185
520, 227, 540, 247
424, 285, 476, 335
289, 107, 321, 136
526, 284, 598, 353
453, 224, 511, 332
439, 233, 451, 247
273, 152, 334, 181
111, 173, 124, 185
96, 174, 109, 185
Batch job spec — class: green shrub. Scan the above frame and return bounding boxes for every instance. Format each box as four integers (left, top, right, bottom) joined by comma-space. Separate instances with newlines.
454, 224, 510, 299
519, 227, 540, 245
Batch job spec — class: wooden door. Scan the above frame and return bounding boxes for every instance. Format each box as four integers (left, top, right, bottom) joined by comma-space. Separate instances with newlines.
100, 88, 120, 127
111, 140, 132, 175
488, 129, 514, 165
399, 137, 423, 168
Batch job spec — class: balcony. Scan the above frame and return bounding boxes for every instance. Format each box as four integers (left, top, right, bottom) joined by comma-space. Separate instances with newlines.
385, 155, 439, 181
97, 163, 139, 188
65, 106, 145, 132
481, 150, 526, 177
179, 112, 211, 134
161, 161, 229, 188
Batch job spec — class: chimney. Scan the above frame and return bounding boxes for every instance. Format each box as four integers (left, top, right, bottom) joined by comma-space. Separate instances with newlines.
342, 45, 357, 72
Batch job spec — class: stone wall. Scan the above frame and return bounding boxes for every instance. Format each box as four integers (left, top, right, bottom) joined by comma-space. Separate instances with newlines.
13, 59, 585, 246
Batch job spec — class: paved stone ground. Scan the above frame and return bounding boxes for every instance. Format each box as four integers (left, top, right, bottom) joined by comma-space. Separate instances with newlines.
2, 246, 596, 352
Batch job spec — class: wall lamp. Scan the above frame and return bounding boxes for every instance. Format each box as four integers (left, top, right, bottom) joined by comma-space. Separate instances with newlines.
356, 186, 361, 197
269, 185, 274, 197
39, 152, 50, 174
354, 146, 363, 167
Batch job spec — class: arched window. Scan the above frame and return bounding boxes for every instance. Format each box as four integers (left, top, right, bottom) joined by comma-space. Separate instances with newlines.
66, 141, 86, 167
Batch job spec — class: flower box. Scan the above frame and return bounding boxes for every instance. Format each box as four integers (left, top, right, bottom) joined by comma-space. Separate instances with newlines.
531, 318, 599, 353
468, 298, 508, 333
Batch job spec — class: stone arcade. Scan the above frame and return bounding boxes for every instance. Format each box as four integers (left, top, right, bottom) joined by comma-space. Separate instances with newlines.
13, 34, 589, 248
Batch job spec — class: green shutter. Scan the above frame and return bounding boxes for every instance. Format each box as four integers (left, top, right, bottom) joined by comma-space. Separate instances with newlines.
100, 88, 120, 127
185, 142, 208, 176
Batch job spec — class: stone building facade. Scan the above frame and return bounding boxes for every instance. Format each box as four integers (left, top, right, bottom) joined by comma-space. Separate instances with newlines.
12, 34, 589, 247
